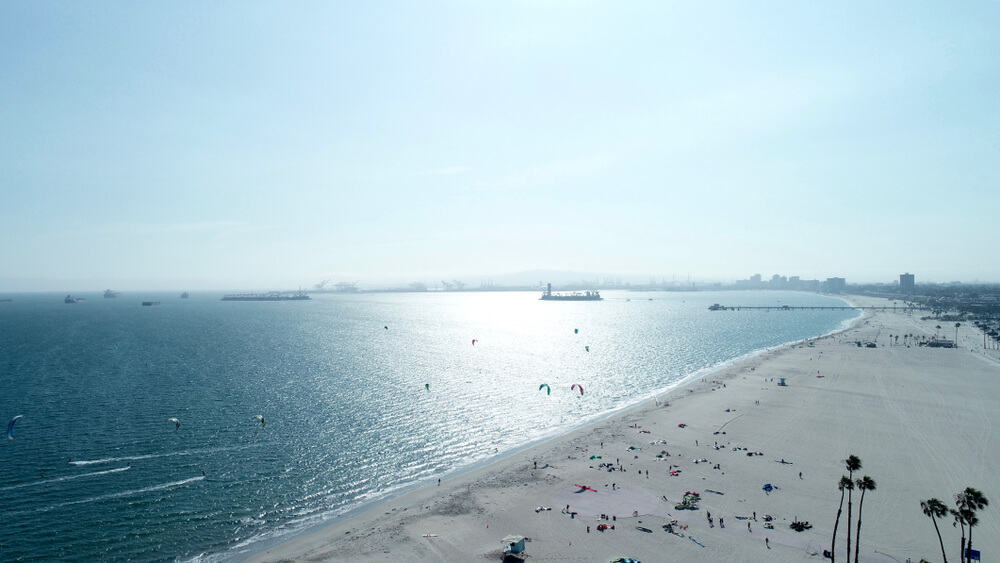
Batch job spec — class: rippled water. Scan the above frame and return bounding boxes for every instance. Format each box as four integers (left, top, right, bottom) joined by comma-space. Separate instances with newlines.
0, 290, 855, 560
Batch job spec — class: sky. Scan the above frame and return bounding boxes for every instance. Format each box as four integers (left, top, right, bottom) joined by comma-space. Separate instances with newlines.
2, 1, 999, 290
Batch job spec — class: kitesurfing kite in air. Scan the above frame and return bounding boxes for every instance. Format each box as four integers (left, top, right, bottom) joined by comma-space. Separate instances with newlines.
168, 417, 181, 431
7, 415, 23, 440
571, 383, 584, 396
539, 383, 551, 395
471, 339, 478, 346
425, 383, 431, 392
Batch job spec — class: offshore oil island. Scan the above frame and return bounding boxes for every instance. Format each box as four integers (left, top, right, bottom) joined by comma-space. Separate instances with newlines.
539, 283, 602, 301
221, 291, 311, 301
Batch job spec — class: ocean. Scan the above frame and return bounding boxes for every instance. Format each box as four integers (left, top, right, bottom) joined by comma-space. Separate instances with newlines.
0, 290, 856, 561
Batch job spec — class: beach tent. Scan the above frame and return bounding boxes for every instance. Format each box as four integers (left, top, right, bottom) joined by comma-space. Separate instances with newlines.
777, 378, 787, 386
501, 535, 526, 555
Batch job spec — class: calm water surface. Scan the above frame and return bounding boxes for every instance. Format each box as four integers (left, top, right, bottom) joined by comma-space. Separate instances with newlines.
0, 290, 855, 560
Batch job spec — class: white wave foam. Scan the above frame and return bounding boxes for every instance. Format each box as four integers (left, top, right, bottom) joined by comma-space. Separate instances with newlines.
0, 466, 130, 491
9, 476, 204, 516
69, 444, 256, 466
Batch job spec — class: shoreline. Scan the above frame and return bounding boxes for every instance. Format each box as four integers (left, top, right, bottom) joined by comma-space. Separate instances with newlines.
243, 297, 882, 562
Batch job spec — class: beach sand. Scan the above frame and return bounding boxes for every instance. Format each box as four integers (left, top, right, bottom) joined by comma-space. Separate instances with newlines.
249, 295, 999, 562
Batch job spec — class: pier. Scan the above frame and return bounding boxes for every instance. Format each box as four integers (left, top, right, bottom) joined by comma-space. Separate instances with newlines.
708, 304, 928, 312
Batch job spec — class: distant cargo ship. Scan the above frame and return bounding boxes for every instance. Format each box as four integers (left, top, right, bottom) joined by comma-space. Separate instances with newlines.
221, 292, 311, 301
180, 291, 189, 299
142, 301, 161, 306
65, 295, 79, 304
104, 289, 120, 298
539, 283, 601, 301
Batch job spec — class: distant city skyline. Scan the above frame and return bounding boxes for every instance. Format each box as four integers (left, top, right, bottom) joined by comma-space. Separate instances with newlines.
3, 2, 999, 291
0, 267, 993, 293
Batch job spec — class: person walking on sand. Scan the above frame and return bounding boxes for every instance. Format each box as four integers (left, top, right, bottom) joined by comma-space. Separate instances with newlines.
799, 471, 802, 479
720, 517, 724, 528
748, 522, 752, 532
765, 537, 770, 549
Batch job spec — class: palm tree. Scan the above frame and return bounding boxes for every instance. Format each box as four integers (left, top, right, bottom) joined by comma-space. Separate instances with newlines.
960, 487, 988, 562
951, 507, 970, 563
854, 476, 876, 563
921, 498, 949, 563
844, 455, 862, 558
964, 513, 979, 563
831, 476, 853, 563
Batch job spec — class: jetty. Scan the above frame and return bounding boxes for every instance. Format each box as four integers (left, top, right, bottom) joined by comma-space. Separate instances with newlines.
708, 303, 928, 312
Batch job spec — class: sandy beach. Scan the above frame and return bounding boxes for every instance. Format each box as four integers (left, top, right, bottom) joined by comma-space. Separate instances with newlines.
249, 295, 999, 562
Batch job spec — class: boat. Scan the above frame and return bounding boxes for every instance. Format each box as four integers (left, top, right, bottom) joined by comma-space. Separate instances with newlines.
64, 295, 79, 304
221, 291, 311, 301
180, 292, 189, 299
104, 289, 120, 298
141, 301, 161, 306
539, 283, 601, 301
708, 303, 725, 311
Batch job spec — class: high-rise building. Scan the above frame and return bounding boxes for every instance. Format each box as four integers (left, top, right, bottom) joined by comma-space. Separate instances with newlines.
899, 273, 915, 293
824, 277, 846, 293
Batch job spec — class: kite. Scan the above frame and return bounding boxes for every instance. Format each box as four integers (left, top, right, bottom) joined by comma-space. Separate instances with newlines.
7, 415, 23, 440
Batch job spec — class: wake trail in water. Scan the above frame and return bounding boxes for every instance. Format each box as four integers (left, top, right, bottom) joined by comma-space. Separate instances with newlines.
69, 444, 257, 466
10, 476, 206, 516
0, 466, 131, 491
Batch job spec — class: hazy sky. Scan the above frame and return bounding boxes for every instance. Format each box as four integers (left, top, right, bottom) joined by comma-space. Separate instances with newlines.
3, 1, 998, 290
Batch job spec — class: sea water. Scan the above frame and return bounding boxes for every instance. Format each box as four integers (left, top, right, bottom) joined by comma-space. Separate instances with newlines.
0, 290, 856, 561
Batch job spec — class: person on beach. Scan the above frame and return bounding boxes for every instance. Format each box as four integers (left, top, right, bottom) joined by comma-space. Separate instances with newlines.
799, 471, 803, 479
766, 537, 770, 548
720, 517, 724, 528
748, 522, 752, 532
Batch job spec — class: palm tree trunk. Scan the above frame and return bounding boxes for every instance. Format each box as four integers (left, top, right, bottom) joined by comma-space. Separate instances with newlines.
831, 488, 846, 563
846, 489, 854, 560
854, 489, 866, 563
967, 526, 973, 563
958, 525, 966, 563
931, 517, 948, 563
